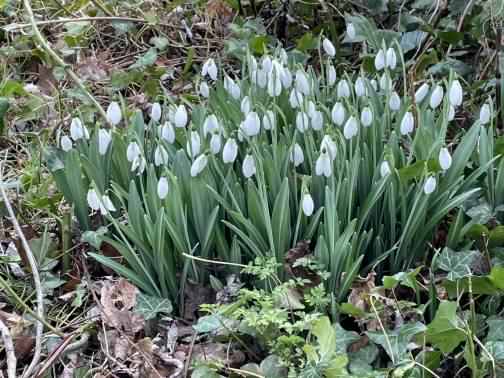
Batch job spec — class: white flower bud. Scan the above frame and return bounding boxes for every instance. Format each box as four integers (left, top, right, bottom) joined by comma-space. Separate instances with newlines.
327, 65, 337, 86
160, 122, 175, 143
199, 81, 210, 98
280, 66, 293, 89
295, 69, 310, 95
400, 112, 414, 135
331, 102, 346, 126
87, 189, 100, 211
150, 102, 162, 122
241, 96, 251, 115
415, 83, 430, 103
380, 161, 391, 178
222, 138, 238, 164
190, 154, 208, 177
439, 147, 452, 171
242, 154, 256, 178
429, 85, 444, 109
126, 142, 141, 162
311, 111, 324, 131
202, 58, 218, 80
361, 107, 373, 127
210, 133, 222, 154
322, 38, 336, 57
106, 101, 122, 126
424, 176, 436, 194
60, 135, 72, 152
449, 80, 463, 107
241, 111, 261, 137
386, 47, 397, 70
355, 77, 367, 97
174, 105, 188, 128
157, 177, 169, 199
289, 89, 304, 108
263, 111, 276, 130
480, 103, 491, 125
203, 114, 220, 137
302, 193, 314, 216
375, 49, 386, 71
98, 129, 112, 155
290, 143, 304, 167
296, 111, 310, 133
315, 151, 332, 177
389, 92, 401, 111
337, 79, 351, 98
70, 118, 87, 140
186, 131, 201, 158
154, 145, 169, 166
343, 116, 359, 139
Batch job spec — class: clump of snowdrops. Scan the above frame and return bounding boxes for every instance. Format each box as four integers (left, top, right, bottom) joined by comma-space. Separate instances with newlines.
48, 36, 494, 307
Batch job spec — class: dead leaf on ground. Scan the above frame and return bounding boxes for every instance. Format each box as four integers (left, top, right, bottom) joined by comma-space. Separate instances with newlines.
76, 56, 109, 82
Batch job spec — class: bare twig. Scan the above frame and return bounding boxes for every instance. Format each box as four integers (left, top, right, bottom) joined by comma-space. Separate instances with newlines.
0, 163, 43, 378
22, 0, 110, 125
0, 318, 17, 378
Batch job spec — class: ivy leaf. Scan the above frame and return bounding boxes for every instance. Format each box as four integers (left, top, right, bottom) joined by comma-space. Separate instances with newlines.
193, 314, 223, 333
485, 318, 504, 342
129, 48, 158, 70
335, 323, 360, 354
382, 267, 421, 290
425, 301, 465, 354
482, 341, 504, 362
434, 248, 478, 280
134, 293, 172, 320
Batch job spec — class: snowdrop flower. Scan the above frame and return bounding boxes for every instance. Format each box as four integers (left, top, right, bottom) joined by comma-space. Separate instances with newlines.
199, 81, 210, 98
415, 83, 430, 103
131, 156, 146, 174
263, 111, 275, 130
355, 77, 366, 97
327, 65, 337, 86
449, 80, 463, 107
203, 114, 220, 137
70, 118, 88, 140
186, 131, 201, 158
307, 101, 317, 118
267, 68, 282, 97
87, 190, 116, 215
429, 85, 444, 109
279, 49, 288, 64
289, 89, 304, 108
262, 56, 272, 73
106, 101, 122, 126
448, 105, 455, 121
439, 147, 452, 171
337, 79, 351, 98
202, 58, 218, 80
379, 73, 392, 92
386, 47, 397, 70
311, 111, 324, 131
380, 161, 391, 178
191, 154, 208, 177
295, 69, 310, 95
302, 194, 314, 216
296, 111, 310, 133
98, 129, 112, 155
331, 102, 346, 126
424, 176, 437, 194
174, 105, 188, 128
154, 145, 169, 166
160, 122, 175, 143
346, 23, 356, 39
480, 103, 491, 125
257, 69, 268, 89
280, 66, 293, 88
150, 102, 162, 122
290, 143, 304, 167
222, 138, 238, 164
241, 112, 261, 137
60, 135, 72, 152
400, 112, 414, 135
321, 135, 337, 160
87, 189, 100, 211
157, 177, 169, 199
361, 107, 373, 127
224, 76, 241, 99
210, 132, 222, 154
375, 49, 386, 71
242, 154, 256, 178
323, 38, 336, 57
389, 92, 401, 111
343, 116, 359, 139
370, 79, 378, 91
315, 150, 332, 177
240, 96, 250, 114
126, 141, 141, 162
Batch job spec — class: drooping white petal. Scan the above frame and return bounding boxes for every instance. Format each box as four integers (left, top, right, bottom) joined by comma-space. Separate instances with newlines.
311, 111, 324, 131
280, 66, 293, 89
150, 102, 162, 122
370, 79, 378, 91
210, 133, 222, 154
295, 69, 310, 95
186, 131, 201, 158
415, 83, 430, 103
222, 138, 238, 164
315, 151, 332, 177
101, 195, 116, 213
242, 154, 256, 178
361, 107, 373, 127
224, 76, 241, 99
289, 89, 304, 109
154, 145, 169, 166
429, 85, 444, 109
174, 105, 188, 128
60, 135, 72, 152
375, 49, 386, 71
256, 68, 268, 89
346, 23, 356, 39
343, 116, 359, 140
480, 103, 491, 125
296, 111, 309, 133
448, 105, 455, 121
202, 58, 218, 80
322, 38, 336, 57
439, 147, 452, 171
449, 80, 463, 107
423, 176, 437, 194
70, 118, 85, 140
106, 101, 122, 126
160, 122, 175, 143
400, 112, 414, 135
126, 141, 141, 162
267, 72, 282, 97
241, 96, 251, 115
355, 77, 367, 97
380, 161, 391, 178
190, 154, 208, 177
157, 177, 169, 199
302, 194, 314, 216
199, 81, 210, 98
321, 135, 337, 160
262, 56, 272, 73
337, 79, 351, 98
87, 189, 100, 211
241, 112, 261, 137
290, 143, 304, 167
327, 65, 337, 86
131, 156, 146, 174
203, 114, 220, 137
379, 73, 392, 92
385, 47, 397, 70
389, 91, 401, 111
307, 101, 317, 118
331, 102, 346, 126
263, 111, 276, 130
98, 129, 112, 155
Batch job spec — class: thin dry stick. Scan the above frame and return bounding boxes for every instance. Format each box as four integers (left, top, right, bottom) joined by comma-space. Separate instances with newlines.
22, 0, 110, 125
0, 318, 17, 378
0, 165, 43, 378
